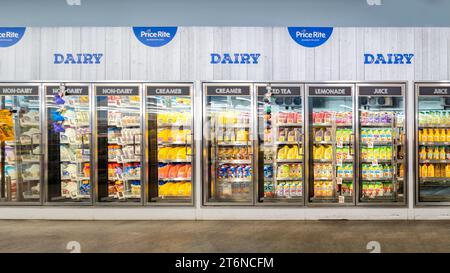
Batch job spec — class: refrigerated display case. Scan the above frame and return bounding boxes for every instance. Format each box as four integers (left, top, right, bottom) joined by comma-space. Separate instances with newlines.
416, 83, 450, 205
0, 84, 42, 204
256, 83, 304, 204
203, 83, 254, 205
356, 83, 406, 205
94, 84, 143, 204
45, 84, 92, 203
306, 84, 355, 205
145, 83, 194, 204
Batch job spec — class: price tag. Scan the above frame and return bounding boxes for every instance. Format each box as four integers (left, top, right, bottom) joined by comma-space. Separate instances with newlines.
372, 159, 378, 166
367, 141, 374, 149
336, 177, 343, 185
336, 159, 343, 167
338, 195, 345, 204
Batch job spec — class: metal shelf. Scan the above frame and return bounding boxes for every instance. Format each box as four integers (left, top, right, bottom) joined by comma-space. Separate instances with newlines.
158, 178, 191, 182
216, 160, 251, 164
420, 160, 450, 164
276, 159, 303, 163
418, 142, 450, 146
275, 123, 302, 127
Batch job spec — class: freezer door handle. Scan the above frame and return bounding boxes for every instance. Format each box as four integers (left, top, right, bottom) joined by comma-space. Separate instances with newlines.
81, 133, 91, 155
349, 133, 355, 156
30, 133, 43, 155
133, 134, 142, 156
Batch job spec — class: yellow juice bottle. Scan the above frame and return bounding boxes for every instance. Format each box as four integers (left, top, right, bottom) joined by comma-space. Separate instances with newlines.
426, 147, 433, 160
419, 147, 427, 160
428, 129, 434, 142
433, 147, 440, 160
440, 129, 446, 142
446, 164, 450, 178
434, 129, 440, 142
447, 129, 450, 142
440, 147, 446, 160
422, 129, 428, 142
421, 164, 428, 177
427, 164, 435, 177
418, 130, 423, 142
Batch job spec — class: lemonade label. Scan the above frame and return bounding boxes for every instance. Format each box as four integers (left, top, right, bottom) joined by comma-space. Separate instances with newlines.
308, 86, 352, 96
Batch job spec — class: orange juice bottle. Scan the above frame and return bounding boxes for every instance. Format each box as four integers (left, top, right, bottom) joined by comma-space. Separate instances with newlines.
433, 147, 440, 160
434, 129, 440, 142
440, 147, 446, 160
441, 129, 447, 142
421, 164, 428, 177
419, 147, 427, 160
446, 164, 450, 178
422, 129, 428, 142
418, 130, 423, 142
427, 164, 435, 177
427, 147, 433, 160
447, 129, 450, 142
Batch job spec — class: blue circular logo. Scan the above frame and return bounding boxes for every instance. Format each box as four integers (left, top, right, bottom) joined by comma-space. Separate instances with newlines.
0, 27, 26, 48
132, 27, 177, 47
288, 27, 333, 48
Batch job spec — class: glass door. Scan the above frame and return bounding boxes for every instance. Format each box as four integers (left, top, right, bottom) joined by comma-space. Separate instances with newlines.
45, 84, 92, 203
256, 83, 304, 204
306, 84, 355, 205
146, 84, 193, 204
203, 83, 254, 205
0, 84, 42, 204
94, 84, 143, 204
356, 84, 406, 205
416, 83, 450, 205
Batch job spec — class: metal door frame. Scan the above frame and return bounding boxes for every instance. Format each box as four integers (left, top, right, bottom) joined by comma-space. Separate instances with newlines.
42, 82, 94, 206
92, 82, 144, 206
143, 82, 196, 206
355, 82, 408, 207
305, 82, 356, 207
201, 81, 255, 206
253, 82, 306, 206
414, 81, 450, 206
0, 82, 43, 206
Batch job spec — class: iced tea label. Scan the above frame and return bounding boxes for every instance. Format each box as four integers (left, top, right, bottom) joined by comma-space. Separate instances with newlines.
147, 86, 190, 96
0, 85, 39, 95
257, 86, 301, 96
46, 85, 89, 95
206, 86, 250, 96
308, 86, 351, 96
359, 86, 402, 96
419, 86, 450, 96
95, 86, 139, 96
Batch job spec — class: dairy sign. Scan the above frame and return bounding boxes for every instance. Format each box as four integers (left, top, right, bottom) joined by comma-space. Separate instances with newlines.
0, 27, 26, 48
133, 27, 177, 47
288, 27, 333, 48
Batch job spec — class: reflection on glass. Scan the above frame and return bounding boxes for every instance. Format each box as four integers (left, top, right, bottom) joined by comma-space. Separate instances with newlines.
358, 95, 405, 203
258, 88, 303, 203
309, 96, 354, 204
46, 86, 91, 202
96, 92, 141, 202
147, 92, 193, 203
205, 94, 253, 203
0, 95, 41, 202
418, 96, 450, 202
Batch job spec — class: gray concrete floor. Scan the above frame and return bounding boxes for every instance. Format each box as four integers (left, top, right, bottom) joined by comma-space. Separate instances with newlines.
0, 220, 449, 253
